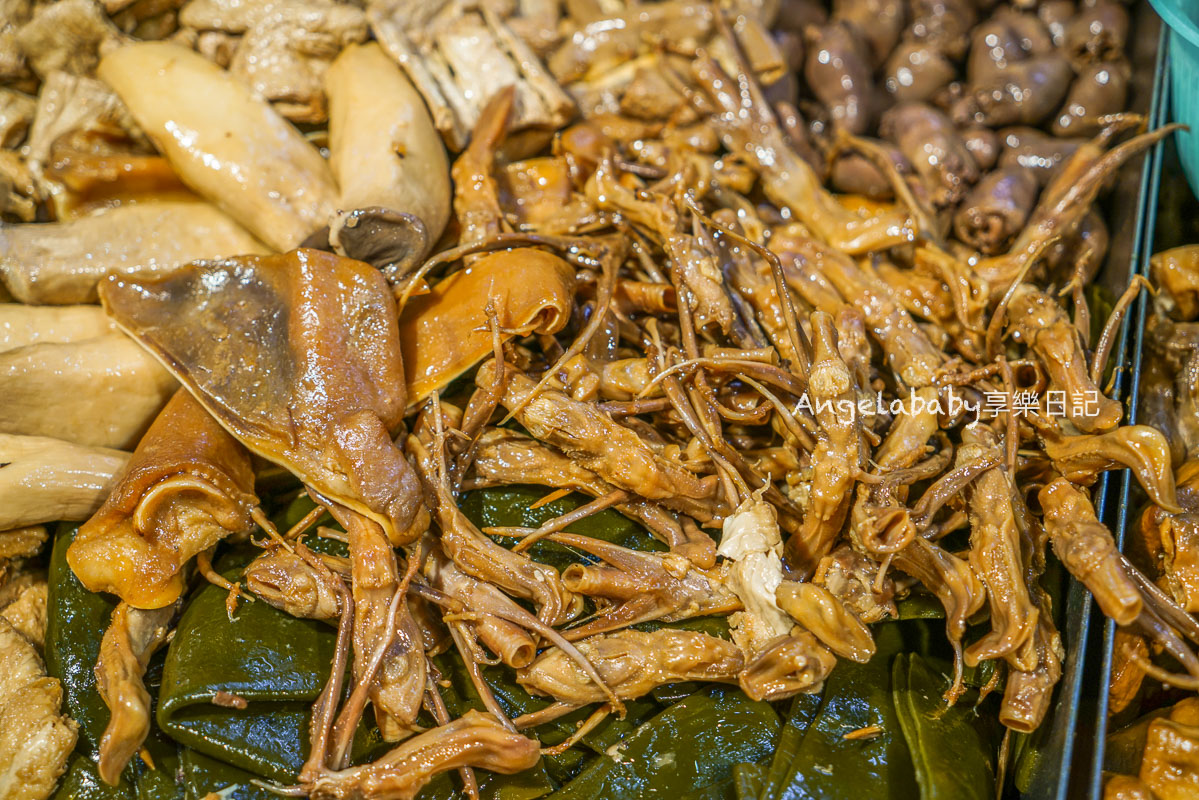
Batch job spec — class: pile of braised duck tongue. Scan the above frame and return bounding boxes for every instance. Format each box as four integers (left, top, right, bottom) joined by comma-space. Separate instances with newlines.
3, 0, 1198, 798
1099, 245, 1199, 800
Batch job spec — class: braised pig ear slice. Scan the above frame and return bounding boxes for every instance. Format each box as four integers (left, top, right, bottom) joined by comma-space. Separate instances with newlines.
99, 248, 426, 544
67, 389, 257, 609
399, 248, 576, 409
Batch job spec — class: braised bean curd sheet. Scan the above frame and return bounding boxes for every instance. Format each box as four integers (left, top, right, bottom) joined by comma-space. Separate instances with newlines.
0, 0, 1182, 798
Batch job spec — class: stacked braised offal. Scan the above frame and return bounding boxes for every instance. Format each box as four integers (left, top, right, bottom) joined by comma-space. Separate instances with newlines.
0, 0, 1189, 799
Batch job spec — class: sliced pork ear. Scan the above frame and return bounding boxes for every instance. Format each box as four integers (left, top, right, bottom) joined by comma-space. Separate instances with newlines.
67, 389, 257, 609
99, 248, 427, 545
399, 248, 576, 409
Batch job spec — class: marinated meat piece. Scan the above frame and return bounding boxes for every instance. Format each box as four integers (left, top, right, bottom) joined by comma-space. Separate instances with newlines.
0, 526, 47, 560
788, 311, 866, 573
190, 30, 236, 66
450, 86, 515, 249
14, 0, 123, 80
1109, 629, 1147, 715
409, 410, 575, 628
737, 630, 836, 701
1139, 699, 1199, 800
371, 1, 574, 152
880, 102, 979, 206
468, 427, 720, 549
331, 500, 428, 739
0, 0, 32, 86
620, 65, 687, 120
546, 0, 713, 83
0, 579, 45, 650
906, 0, 976, 60
1051, 61, 1130, 137
1040, 478, 1140, 625
997, 126, 1086, 185
23, 71, 145, 174
1038, 0, 1074, 48
1001, 614, 1063, 732
1041, 426, 1179, 513
93, 601, 174, 782
553, 532, 739, 640
695, 56, 912, 254
776, 580, 875, 662
832, 0, 903, 68
829, 149, 898, 200
959, 425, 1038, 671
1007, 284, 1123, 433
1063, 0, 1128, 69
499, 156, 596, 233
588, 158, 734, 334
883, 40, 955, 103
961, 125, 1000, 170
1151, 245, 1199, 322
1143, 501, 1199, 614
0, 89, 33, 149
0, 151, 35, 222
1104, 775, 1156, 800
813, 545, 896, 624
953, 166, 1038, 254
478, 360, 720, 505
102, 249, 428, 545
955, 53, 1073, 128
306, 711, 539, 800
894, 537, 986, 699
0, 618, 77, 800
223, 1, 367, 123
67, 390, 257, 609
245, 545, 344, 620
803, 21, 873, 135
422, 543, 613, 706
518, 629, 744, 703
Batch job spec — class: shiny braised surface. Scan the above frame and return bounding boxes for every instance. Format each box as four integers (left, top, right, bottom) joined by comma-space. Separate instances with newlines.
0, 0, 1193, 799
100, 249, 426, 545
67, 389, 257, 609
